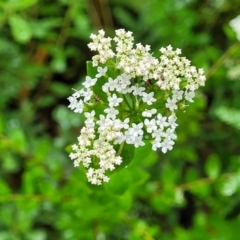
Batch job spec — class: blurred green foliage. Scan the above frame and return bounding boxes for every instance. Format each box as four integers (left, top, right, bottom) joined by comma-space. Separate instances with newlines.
1, 0, 240, 239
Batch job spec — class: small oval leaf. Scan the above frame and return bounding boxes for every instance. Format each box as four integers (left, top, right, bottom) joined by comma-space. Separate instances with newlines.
9, 15, 32, 43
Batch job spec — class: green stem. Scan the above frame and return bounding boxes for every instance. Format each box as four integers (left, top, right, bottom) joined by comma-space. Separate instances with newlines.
116, 142, 125, 156
206, 41, 240, 79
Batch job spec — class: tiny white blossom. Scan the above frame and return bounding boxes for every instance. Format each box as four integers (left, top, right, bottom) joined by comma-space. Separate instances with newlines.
73, 100, 84, 113
72, 89, 85, 98
104, 108, 119, 119
131, 86, 145, 96
108, 94, 123, 107
166, 98, 178, 111
96, 114, 109, 128
85, 110, 95, 128
144, 119, 157, 133
68, 96, 78, 110
165, 128, 177, 140
156, 114, 169, 129
142, 92, 156, 105
152, 138, 162, 151
133, 136, 145, 148
131, 123, 144, 136
102, 77, 118, 92
152, 128, 165, 140
83, 88, 93, 102
121, 118, 130, 129
161, 138, 175, 153
168, 115, 178, 129
185, 91, 195, 102
114, 156, 122, 165
142, 109, 157, 118
172, 90, 184, 101
96, 66, 108, 78
82, 76, 97, 88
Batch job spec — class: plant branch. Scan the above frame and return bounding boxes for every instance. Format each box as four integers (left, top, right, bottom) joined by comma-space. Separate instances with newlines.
206, 41, 240, 79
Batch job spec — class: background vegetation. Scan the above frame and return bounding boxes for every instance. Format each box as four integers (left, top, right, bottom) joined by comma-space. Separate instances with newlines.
1, 0, 240, 239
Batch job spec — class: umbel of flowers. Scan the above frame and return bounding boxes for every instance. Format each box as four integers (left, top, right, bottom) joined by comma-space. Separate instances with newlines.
68, 29, 206, 185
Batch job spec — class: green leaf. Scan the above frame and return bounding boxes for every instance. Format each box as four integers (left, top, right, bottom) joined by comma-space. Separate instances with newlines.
214, 106, 240, 130
9, 15, 32, 43
190, 184, 211, 198
105, 168, 132, 195
86, 61, 97, 78
120, 143, 135, 168
29, 18, 62, 39
220, 174, 240, 196
0, 113, 5, 132
0, 180, 11, 200
129, 167, 149, 189
51, 50, 66, 73
4, 0, 37, 11
26, 230, 47, 240
204, 154, 221, 179
117, 190, 133, 211
2, 152, 19, 172
8, 125, 26, 151
50, 82, 70, 97
0, 232, 18, 240
223, 24, 239, 41
131, 141, 157, 167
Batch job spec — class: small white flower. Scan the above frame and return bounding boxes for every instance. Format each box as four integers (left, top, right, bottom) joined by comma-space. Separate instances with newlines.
172, 90, 184, 101
161, 138, 175, 153
85, 110, 95, 128
69, 152, 77, 160
73, 160, 80, 167
133, 136, 145, 148
175, 48, 182, 55
68, 96, 78, 110
144, 119, 157, 133
83, 88, 93, 102
166, 98, 178, 111
85, 110, 95, 119
142, 92, 156, 105
73, 100, 84, 113
104, 108, 119, 119
131, 86, 145, 96
165, 128, 177, 140
96, 66, 108, 78
114, 156, 122, 165
102, 77, 118, 92
131, 123, 144, 136
72, 89, 85, 98
156, 114, 169, 129
152, 138, 162, 151
96, 114, 109, 128
82, 76, 97, 88
168, 115, 178, 129
160, 47, 166, 54
108, 94, 123, 107
142, 109, 157, 118
185, 91, 195, 102
152, 128, 165, 140
121, 118, 130, 129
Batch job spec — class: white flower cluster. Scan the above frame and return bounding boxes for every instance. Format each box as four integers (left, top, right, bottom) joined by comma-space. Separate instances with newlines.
88, 29, 205, 91
229, 15, 240, 41
67, 29, 206, 185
